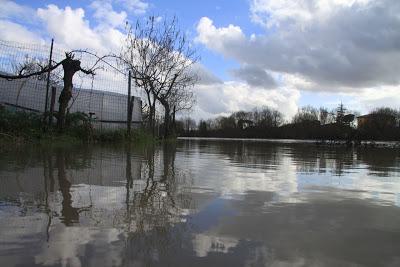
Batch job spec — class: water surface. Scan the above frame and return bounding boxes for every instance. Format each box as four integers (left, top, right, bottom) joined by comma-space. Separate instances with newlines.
1, 139, 400, 266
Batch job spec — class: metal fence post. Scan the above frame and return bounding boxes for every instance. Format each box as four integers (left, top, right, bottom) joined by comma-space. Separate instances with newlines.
130, 95, 135, 126
100, 92, 104, 131
48, 86, 56, 125
44, 38, 54, 114
127, 71, 132, 137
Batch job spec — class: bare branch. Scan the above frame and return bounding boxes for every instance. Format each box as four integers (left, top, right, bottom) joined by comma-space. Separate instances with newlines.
0, 61, 63, 80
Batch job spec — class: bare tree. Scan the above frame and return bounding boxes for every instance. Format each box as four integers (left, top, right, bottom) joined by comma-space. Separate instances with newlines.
293, 106, 319, 124
120, 17, 161, 134
183, 117, 196, 132
121, 16, 198, 138
253, 107, 283, 128
57, 52, 95, 130
12, 56, 47, 106
336, 102, 347, 124
319, 107, 329, 125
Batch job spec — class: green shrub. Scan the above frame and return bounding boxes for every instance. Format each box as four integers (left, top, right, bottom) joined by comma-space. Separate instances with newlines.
0, 108, 43, 138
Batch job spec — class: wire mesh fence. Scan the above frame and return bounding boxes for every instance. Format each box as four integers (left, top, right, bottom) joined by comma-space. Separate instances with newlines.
0, 39, 142, 130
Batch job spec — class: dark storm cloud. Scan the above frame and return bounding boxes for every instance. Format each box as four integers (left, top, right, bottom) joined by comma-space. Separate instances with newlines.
197, 0, 400, 91
230, 65, 276, 89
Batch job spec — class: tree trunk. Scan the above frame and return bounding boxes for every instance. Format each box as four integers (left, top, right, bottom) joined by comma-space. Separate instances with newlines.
172, 105, 176, 135
146, 91, 154, 135
57, 56, 82, 132
163, 103, 170, 139
57, 85, 72, 131
151, 100, 156, 137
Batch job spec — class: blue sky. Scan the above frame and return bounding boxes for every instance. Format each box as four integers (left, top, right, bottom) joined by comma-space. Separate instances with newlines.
15, 0, 255, 79
1, 0, 400, 119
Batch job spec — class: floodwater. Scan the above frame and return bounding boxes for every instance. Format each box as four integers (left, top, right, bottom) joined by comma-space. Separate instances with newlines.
1, 139, 400, 267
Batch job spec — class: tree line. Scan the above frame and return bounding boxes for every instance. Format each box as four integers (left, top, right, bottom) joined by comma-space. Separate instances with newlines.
177, 104, 400, 141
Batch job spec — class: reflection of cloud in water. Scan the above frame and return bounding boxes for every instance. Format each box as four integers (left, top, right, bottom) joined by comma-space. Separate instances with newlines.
1, 142, 400, 266
176, 141, 400, 206
297, 167, 400, 206
176, 147, 298, 199
193, 189, 400, 267
35, 225, 122, 267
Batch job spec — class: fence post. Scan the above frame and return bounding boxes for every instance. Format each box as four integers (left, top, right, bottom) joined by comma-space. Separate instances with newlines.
44, 38, 54, 114
172, 105, 176, 133
48, 86, 56, 125
127, 71, 132, 137
100, 92, 104, 131
130, 96, 135, 125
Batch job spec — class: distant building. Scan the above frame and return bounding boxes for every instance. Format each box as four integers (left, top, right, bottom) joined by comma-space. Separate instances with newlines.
357, 113, 397, 129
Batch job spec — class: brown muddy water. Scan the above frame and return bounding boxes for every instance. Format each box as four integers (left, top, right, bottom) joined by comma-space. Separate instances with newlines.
1, 139, 400, 267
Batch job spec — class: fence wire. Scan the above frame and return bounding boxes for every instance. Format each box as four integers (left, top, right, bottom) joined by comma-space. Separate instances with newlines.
0, 39, 142, 130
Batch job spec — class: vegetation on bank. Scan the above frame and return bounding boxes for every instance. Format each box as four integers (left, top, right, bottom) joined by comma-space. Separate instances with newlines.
176, 104, 400, 141
0, 107, 154, 145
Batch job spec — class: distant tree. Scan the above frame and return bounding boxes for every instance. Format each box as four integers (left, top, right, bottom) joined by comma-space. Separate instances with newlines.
253, 107, 283, 128
371, 107, 399, 118
198, 120, 208, 136
293, 106, 319, 124
336, 102, 347, 124
319, 107, 329, 125
370, 107, 399, 128
342, 114, 355, 126
231, 111, 252, 128
183, 117, 196, 132
358, 107, 400, 140
217, 116, 236, 130
271, 110, 284, 127
174, 119, 185, 135
206, 118, 218, 131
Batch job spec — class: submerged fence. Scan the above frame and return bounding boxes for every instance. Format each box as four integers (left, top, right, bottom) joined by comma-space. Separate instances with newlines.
0, 39, 142, 130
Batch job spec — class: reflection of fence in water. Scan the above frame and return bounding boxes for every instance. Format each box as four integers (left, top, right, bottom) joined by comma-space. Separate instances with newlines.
0, 39, 142, 129
0, 147, 193, 232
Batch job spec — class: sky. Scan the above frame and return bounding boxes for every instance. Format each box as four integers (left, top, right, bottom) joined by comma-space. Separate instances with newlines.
1, 0, 400, 120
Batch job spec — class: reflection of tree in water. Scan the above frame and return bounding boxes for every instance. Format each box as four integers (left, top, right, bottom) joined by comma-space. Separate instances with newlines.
289, 145, 356, 176
184, 140, 400, 177
37, 146, 95, 238
55, 149, 92, 226
121, 143, 194, 266
187, 140, 282, 170
35, 143, 193, 250
356, 148, 400, 177
188, 140, 357, 176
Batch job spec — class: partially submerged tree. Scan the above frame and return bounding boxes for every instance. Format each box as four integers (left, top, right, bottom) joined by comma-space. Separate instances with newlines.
121, 16, 198, 138
57, 52, 94, 130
